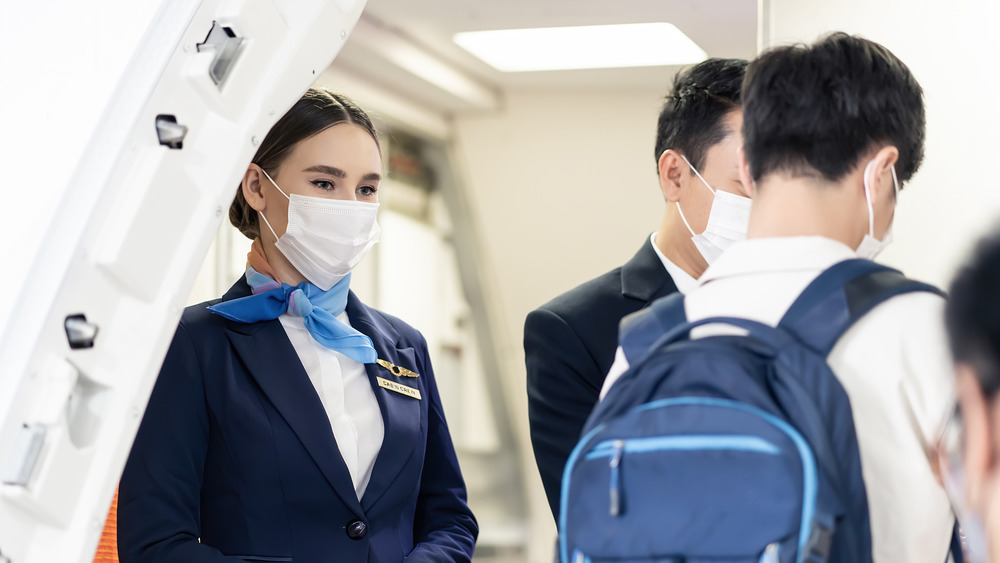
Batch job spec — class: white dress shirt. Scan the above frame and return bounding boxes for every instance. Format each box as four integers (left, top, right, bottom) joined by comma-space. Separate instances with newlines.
602, 236, 955, 562
650, 232, 698, 295
279, 312, 384, 499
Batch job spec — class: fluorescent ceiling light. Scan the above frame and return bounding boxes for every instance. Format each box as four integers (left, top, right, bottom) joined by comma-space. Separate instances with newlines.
454, 23, 707, 72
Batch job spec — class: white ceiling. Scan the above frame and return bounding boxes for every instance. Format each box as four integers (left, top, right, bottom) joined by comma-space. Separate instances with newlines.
327, 0, 758, 115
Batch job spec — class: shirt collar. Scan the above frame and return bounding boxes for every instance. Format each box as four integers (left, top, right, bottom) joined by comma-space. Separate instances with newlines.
698, 236, 858, 287
650, 232, 698, 295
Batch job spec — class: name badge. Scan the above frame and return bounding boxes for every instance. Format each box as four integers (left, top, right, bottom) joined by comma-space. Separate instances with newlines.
377, 376, 422, 400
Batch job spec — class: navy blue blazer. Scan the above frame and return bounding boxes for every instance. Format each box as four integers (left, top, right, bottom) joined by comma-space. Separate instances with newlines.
524, 239, 678, 520
119, 278, 477, 563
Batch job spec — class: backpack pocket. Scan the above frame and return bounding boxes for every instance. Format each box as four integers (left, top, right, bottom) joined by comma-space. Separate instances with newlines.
561, 398, 815, 563
584, 434, 783, 517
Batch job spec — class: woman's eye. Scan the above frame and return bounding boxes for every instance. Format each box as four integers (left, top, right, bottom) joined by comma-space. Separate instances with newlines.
312, 180, 334, 191
358, 185, 377, 197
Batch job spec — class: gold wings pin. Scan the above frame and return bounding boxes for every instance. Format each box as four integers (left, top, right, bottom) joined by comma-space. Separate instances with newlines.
376, 359, 419, 378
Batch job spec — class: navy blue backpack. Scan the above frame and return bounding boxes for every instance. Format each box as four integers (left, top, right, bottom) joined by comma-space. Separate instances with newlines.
559, 260, 958, 563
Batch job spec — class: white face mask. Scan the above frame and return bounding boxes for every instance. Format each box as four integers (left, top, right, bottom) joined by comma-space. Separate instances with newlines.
675, 154, 752, 265
258, 169, 380, 291
855, 160, 899, 260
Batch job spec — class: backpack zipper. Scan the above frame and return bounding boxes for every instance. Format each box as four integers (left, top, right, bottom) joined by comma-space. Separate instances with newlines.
586, 434, 781, 459
608, 439, 624, 516
760, 542, 780, 563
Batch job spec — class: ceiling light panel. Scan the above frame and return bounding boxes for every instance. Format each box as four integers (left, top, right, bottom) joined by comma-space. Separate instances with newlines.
454, 23, 707, 72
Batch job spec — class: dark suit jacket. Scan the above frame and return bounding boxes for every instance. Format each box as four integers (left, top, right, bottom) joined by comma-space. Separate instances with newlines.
119, 278, 477, 563
524, 238, 678, 520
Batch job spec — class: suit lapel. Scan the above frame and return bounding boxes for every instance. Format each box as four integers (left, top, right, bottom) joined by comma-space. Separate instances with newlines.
621, 237, 679, 304
345, 293, 422, 511
220, 279, 364, 514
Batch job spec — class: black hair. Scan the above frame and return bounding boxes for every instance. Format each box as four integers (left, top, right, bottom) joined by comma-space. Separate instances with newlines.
742, 32, 925, 184
946, 225, 1000, 396
229, 88, 379, 240
653, 58, 749, 171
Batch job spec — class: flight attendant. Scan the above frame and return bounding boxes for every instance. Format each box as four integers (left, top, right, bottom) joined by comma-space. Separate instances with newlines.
118, 88, 477, 563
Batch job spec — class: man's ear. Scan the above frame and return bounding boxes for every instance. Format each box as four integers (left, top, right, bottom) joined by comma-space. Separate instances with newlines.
242, 164, 267, 212
658, 150, 686, 202
863, 146, 900, 200
737, 146, 756, 198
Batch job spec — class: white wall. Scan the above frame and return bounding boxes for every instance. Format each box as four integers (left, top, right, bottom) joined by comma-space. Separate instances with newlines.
451, 86, 670, 560
762, 0, 1000, 287
454, 89, 668, 322
187, 222, 251, 305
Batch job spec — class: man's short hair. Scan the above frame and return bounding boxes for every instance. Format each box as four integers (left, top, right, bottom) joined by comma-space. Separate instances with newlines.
946, 226, 1000, 396
654, 58, 749, 171
742, 32, 925, 184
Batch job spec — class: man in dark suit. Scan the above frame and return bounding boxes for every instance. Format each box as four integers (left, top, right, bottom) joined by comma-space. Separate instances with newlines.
524, 58, 751, 520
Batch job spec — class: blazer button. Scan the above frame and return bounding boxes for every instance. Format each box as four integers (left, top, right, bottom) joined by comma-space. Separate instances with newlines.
346, 519, 367, 540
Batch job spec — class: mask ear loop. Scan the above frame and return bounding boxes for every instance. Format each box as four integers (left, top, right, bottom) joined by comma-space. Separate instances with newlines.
863, 160, 877, 238
674, 153, 717, 237
260, 168, 291, 199
258, 206, 281, 243
257, 168, 290, 243
679, 154, 717, 195
862, 160, 901, 239
675, 202, 697, 237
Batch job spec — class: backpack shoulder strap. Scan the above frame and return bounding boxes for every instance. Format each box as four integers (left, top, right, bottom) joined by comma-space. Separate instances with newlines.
779, 259, 945, 356
619, 293, 687, 365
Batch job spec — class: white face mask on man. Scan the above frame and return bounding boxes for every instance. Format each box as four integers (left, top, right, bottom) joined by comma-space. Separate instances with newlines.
675, 154, 752, 265
855, 160, 899, 260
257, 169, 380, 291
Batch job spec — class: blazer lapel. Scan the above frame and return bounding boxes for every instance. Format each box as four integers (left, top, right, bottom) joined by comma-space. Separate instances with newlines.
220, 279, 364, 514
345, 293, 422, 511
621, 237, 679, 304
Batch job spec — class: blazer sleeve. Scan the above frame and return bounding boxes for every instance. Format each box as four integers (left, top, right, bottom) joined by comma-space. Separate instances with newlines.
118, 323, 242, 563
404, 336, 479, 562
524, 307, 603, 522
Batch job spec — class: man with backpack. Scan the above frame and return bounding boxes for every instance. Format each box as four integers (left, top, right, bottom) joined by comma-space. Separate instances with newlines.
569, 33, 955, 562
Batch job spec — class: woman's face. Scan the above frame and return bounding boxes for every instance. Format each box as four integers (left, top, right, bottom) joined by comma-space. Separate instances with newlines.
259, 122, 382, 238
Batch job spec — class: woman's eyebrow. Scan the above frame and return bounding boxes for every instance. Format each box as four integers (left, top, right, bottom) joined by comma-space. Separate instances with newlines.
304, 165, 381, 182
303, 164, 346, 177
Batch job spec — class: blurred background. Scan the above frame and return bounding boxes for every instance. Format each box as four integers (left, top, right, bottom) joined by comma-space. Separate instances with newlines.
5, 0, 1000, 561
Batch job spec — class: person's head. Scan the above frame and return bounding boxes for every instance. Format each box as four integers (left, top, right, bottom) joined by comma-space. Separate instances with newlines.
943, 226, 1000, 558
654, 58, 750, 272
230, 87, 381, 242
740, 32, 925, 251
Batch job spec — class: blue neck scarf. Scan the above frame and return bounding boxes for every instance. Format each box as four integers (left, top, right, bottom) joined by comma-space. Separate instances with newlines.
208, 268, 377, 364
